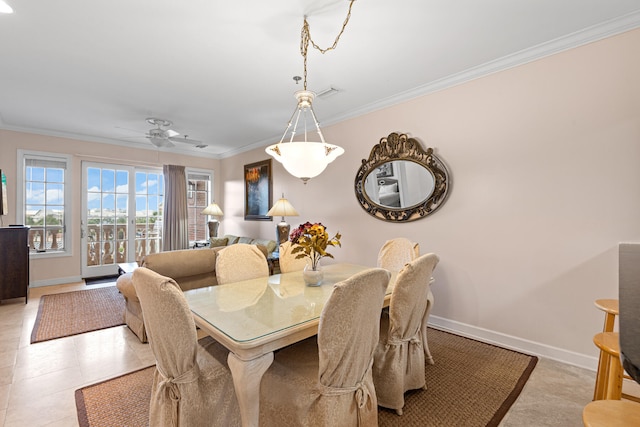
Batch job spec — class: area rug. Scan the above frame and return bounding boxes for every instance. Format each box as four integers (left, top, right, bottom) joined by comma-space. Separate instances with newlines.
31, 286, 125, 343
76, 365, 154, 427
74, 328, 537, 427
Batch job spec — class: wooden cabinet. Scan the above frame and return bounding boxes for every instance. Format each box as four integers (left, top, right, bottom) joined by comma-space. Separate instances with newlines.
0, 226, 30, 303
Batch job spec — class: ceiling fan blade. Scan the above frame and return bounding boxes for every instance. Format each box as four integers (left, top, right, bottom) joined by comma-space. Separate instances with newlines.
166, 129, 180, 137
168, 136, 207, 148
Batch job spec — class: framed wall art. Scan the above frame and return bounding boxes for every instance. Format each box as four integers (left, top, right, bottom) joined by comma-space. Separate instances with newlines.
244, 159, 273, 221
376, 162, 394, 178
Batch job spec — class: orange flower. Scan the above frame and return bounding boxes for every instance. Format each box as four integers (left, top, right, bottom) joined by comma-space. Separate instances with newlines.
290, 222, 341, 270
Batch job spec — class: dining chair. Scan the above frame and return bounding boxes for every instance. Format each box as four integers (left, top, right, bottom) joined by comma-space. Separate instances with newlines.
215, 243, 270, 285
132, 267, 241, 427
377, 237, 437, 364
278, 241, 308, 273
372, 253, 440, 415
259, 268, 391, 427
376, 237, 420, 271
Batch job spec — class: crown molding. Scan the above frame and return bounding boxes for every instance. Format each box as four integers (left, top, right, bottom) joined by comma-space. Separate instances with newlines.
317, 10, 640, 130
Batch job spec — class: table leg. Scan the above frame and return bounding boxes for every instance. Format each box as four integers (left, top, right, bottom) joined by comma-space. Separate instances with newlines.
227, 351, 274, 427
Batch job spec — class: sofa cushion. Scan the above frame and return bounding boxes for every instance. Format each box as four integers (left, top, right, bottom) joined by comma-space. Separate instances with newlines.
142, 248, 216, 278
253, 238, 277, 254
223, 234, 240, 245
210, 237, 228, 248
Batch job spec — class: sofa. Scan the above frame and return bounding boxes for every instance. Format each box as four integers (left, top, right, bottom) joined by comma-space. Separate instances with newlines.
116, 238, 274, 342
116, 247, 218, 342
210, 234, 277, 256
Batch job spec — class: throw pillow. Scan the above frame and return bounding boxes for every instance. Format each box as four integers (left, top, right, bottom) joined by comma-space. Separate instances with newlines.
209, 237, 229, 248
223, 235, 240, 245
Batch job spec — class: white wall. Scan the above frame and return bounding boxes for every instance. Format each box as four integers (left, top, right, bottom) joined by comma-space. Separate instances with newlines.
220, 28, 640, 368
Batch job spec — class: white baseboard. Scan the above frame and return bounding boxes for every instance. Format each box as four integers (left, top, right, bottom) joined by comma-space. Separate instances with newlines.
429, 315, 599, 372
29, 276, 83, 288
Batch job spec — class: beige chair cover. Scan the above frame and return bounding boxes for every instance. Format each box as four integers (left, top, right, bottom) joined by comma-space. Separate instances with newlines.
372, 253, 440, 415
132, 267, 241, 427
278, 241, 308, 273
376, 237, 420, 271
377, 237, 437, 364
259, 268, 391, 427
215, 243, 269, 285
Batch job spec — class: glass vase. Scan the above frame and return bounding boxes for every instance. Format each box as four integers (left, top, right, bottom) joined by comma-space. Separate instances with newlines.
303, 262, 324, 286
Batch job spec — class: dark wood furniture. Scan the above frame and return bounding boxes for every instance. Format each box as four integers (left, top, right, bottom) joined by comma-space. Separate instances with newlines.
0, 226, 30, 303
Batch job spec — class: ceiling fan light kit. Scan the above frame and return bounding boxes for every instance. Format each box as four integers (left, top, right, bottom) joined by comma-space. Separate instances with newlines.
266, 0, 356, 183
142, 117, 207, 149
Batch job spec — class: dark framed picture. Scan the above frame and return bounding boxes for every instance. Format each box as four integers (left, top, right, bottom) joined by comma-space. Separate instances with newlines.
244, 159, 273, 221
376, 162, 394, 178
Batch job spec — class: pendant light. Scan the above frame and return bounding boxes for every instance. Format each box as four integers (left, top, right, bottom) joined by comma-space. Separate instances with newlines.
266, 1, 356, 183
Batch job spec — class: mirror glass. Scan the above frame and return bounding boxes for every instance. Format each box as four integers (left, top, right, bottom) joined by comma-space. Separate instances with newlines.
363, 161, 435, 209
354, 132, 450, 222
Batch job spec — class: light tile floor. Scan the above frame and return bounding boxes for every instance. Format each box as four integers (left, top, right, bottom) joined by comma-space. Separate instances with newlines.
0, 282, 636, 426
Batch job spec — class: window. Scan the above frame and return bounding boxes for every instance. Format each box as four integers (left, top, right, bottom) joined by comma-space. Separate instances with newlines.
187, 170, 212, 243
18, 151, 71, 256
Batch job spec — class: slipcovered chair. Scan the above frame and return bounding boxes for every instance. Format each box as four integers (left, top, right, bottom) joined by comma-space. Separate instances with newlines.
376, 237, 420, 271
278, 241, 308, 273
372, 253, 440, 415
377, 237, 437, 364
132, 267, 241, 427
215, 243, 269, 285
259, 268, 391, 427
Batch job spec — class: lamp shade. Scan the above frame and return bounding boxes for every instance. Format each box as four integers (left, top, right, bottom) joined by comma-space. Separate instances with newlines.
201, 203, 224, 217
267, 141, 344, 182
267, 197, 299, 218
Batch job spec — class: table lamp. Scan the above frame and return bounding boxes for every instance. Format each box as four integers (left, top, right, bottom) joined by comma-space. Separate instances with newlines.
201, 202, 224, 238
267, 194, 299, 245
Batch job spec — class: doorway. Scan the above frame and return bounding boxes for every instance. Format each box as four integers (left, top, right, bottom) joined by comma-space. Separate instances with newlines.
81, 162, 163, 278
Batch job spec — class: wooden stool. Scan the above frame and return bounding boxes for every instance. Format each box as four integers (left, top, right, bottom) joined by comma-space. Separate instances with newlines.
583, 400, 640, 426
594, 299, 618, 333
593, 332, 623, 400
593, 299, 619, 400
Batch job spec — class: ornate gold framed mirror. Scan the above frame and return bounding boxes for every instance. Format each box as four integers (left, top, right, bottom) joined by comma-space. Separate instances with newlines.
354, 132, 450, 222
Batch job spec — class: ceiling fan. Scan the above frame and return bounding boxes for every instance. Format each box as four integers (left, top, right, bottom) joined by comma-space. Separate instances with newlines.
142, 118, 208, 148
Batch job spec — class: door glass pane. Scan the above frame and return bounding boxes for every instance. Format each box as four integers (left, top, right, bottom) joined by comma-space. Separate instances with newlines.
134, 171, 163, 263
86, 167, 130, 268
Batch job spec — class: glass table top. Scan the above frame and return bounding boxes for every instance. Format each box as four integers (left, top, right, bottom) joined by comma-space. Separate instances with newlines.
183, 263, 394, 343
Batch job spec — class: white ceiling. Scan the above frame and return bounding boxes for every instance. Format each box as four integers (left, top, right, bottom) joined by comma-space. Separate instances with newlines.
1, 0, 639, 158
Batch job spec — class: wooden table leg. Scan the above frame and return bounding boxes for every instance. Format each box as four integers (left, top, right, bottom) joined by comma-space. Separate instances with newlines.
227, 351, 274, 427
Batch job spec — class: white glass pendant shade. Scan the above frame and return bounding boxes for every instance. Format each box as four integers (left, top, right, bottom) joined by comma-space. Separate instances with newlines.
0, 1, 13, 14
266, 90, 344, 182
268, 141, 344, 181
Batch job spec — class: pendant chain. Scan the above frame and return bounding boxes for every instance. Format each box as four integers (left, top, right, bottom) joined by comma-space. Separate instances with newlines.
299, 0, 355, 91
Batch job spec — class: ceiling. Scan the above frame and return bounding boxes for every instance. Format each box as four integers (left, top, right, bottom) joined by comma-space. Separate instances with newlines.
1, 1, 639, 159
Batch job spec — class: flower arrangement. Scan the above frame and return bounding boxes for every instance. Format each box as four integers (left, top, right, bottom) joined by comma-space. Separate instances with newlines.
290, 222, 341, 271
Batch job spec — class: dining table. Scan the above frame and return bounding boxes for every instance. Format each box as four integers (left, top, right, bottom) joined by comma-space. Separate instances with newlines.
183, 262, 396, 427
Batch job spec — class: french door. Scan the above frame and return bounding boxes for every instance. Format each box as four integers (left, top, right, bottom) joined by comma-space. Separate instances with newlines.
81, 162, 163, 278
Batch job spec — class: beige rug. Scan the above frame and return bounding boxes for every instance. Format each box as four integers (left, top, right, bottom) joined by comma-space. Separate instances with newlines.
31, 286, 125, 343
75, 329, 537, 426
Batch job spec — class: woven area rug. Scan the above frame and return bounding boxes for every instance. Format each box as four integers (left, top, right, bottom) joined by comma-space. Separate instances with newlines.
31, 286, 125, 343
76, 366, 154, 427
75, 329, 537, 427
